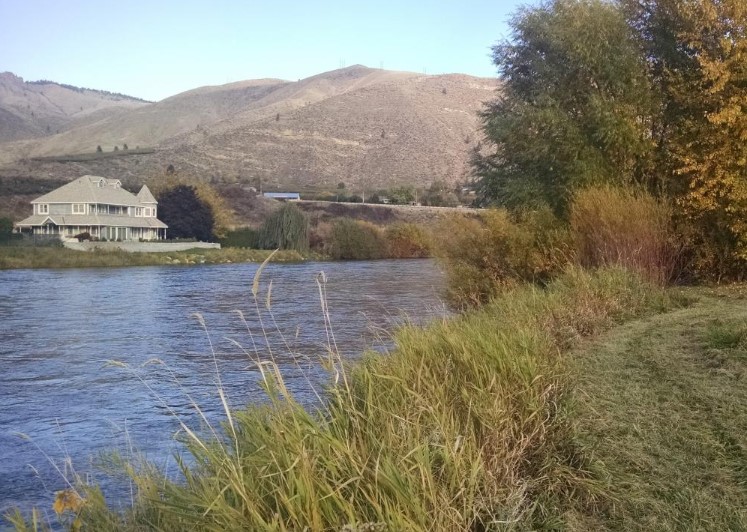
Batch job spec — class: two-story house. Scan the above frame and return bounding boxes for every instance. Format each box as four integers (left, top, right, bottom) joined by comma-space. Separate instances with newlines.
15, 175, 168, 241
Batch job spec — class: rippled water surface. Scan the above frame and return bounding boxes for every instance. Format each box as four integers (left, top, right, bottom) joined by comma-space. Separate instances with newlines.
0, 259, 446, 514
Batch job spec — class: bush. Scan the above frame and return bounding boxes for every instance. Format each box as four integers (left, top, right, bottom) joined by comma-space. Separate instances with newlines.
570, 186, 678, 285
74, 232, 91, 242
384, 223, 431, 258
220, 227, 259, 249
258, 203, 309, 251
328, 219, 386, 260
436, 208, 572, 308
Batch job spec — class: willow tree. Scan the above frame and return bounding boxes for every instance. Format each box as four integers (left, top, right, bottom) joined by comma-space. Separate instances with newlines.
258, 203, 309, 251
475, 0, 654, 215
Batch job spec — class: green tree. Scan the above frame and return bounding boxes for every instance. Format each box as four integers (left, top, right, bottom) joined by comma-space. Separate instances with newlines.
0, 217, 13, 243
389, 186, 415, 205
157, 185, 215, 241
475, 0, 654, 215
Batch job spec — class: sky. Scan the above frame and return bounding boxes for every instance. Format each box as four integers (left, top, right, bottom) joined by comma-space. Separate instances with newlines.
0, 0, 524, 102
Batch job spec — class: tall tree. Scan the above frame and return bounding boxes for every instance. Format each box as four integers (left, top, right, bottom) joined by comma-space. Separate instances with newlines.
476, 0, 654, 214
624, 0, 747, 276
157, 185, 215, 242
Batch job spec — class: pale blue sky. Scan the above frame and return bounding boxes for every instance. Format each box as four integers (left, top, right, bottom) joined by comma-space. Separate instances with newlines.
0, 0, 524, 101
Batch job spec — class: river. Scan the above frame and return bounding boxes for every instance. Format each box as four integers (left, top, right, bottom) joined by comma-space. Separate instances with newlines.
0, 259, 447, 515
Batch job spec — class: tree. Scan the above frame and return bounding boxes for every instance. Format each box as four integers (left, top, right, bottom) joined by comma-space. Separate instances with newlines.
622, 0, 747, 277
389, 186, 415, 205
0, 217, 13, 243
96, 145, 102, 153
475, 0, 654, 215
258, 203, 309, 251
157, 185, 215, 241
337, 182, 346, 190
123, 143, 128, 150
113, 145, 119, 152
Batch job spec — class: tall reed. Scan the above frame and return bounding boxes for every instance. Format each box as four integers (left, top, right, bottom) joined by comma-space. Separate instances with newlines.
12, 267, 676, 531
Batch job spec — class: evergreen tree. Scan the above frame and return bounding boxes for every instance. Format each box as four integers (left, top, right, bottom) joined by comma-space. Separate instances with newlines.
157, 185, 215, 241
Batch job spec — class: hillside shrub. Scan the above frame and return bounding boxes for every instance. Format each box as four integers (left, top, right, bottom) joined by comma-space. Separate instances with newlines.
328, 219, 386, 260
384, 222, 431, 258
436, 208, 572, 308
257, 203, 309, 252
570, 186, 678, 285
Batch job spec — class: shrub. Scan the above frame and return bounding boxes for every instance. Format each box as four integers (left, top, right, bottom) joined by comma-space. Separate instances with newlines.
570, 186, 678, 285
74, 232, 91, 242
384, 223, 431, 258
220, 227, 259, 249
436, 208, 572, 308
328, 219, 386, 260
257, 203, 309, 251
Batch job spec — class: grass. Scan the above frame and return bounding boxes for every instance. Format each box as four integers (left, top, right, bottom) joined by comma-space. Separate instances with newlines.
8, 269, 747, 530
5, 267, 683, 530
570, 286, 747, 530
0, 246, 307, 269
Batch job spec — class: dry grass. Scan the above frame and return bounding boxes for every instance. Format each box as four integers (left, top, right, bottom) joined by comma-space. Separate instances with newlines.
570, 185, 679, 285
5, 267, 679, 530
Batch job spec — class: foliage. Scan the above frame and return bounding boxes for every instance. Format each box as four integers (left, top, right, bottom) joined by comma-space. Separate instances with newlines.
32, 268, 676, 531
421, 181, 459, 207
383, 223, 431, 258
220, 227, 259, 249
156, 185, 215, 242
436, 208, 572, 308
327, 219, 386, 260
623, 0, 747, 280
0, 217, 13, 242
257, 203, 309, 251
570, 186, 679, 285
388, 185, 416, 205
475, 0, 653, 215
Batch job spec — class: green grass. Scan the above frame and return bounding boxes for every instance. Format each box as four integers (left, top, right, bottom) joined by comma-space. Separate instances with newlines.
5, 267, 683, 531
10, 270, 747, 530
0, 246, 306, 269
570, 287, 747, 530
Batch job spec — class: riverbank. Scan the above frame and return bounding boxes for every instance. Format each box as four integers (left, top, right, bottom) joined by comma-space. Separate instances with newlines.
0, 246, 308, 269
6, 269, 746, 529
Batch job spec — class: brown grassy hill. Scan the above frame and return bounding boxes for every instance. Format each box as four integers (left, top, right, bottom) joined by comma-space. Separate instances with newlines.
152, 70, 495, 190
0, 66, 498, 220
0, 72, 149, 143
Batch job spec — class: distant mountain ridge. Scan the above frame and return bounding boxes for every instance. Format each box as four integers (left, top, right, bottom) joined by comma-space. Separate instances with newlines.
0, 72, 150, 143
0, 65, 498, 196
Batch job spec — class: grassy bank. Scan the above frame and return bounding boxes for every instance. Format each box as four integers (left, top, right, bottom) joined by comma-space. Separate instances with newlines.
0, 247, 306, 270
569, 286, 747, 530
7, 267, 685, 530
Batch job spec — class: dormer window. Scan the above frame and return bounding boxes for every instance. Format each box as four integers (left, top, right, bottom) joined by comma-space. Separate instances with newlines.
135, 207, 143, 216
145, 208, 151, 217
72, 204, 85, 214
38, 204, 48, 214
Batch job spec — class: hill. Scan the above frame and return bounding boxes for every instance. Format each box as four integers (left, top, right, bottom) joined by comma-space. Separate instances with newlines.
0, 66, 498, 219
0, 72, 149, 143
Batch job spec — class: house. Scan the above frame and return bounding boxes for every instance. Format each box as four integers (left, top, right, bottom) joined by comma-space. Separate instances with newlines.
263, 192, 301, 201
15, 175, 168, 241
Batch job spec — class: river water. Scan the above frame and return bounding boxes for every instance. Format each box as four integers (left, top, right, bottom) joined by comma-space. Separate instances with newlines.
0, 259, 447, 516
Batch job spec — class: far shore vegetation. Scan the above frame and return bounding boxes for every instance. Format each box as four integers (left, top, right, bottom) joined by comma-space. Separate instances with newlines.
6, 0, 747, 529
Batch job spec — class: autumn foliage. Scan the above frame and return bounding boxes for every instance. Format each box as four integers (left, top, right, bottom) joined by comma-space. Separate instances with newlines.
477, 0, 747, 280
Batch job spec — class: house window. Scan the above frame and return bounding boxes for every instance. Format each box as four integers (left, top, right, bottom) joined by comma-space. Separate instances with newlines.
135, 207, 143, 217
152, 208, 157, 218
38, 204, 48, 214
145, 208, 151, 217
72, 204, 85, 214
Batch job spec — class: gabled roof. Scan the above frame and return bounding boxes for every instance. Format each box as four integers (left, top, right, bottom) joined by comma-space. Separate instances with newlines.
136, 185, 157, 204
32, 175, 145, 206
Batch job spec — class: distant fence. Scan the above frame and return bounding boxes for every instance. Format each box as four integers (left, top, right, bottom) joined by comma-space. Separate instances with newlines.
64, 241, 220, 253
